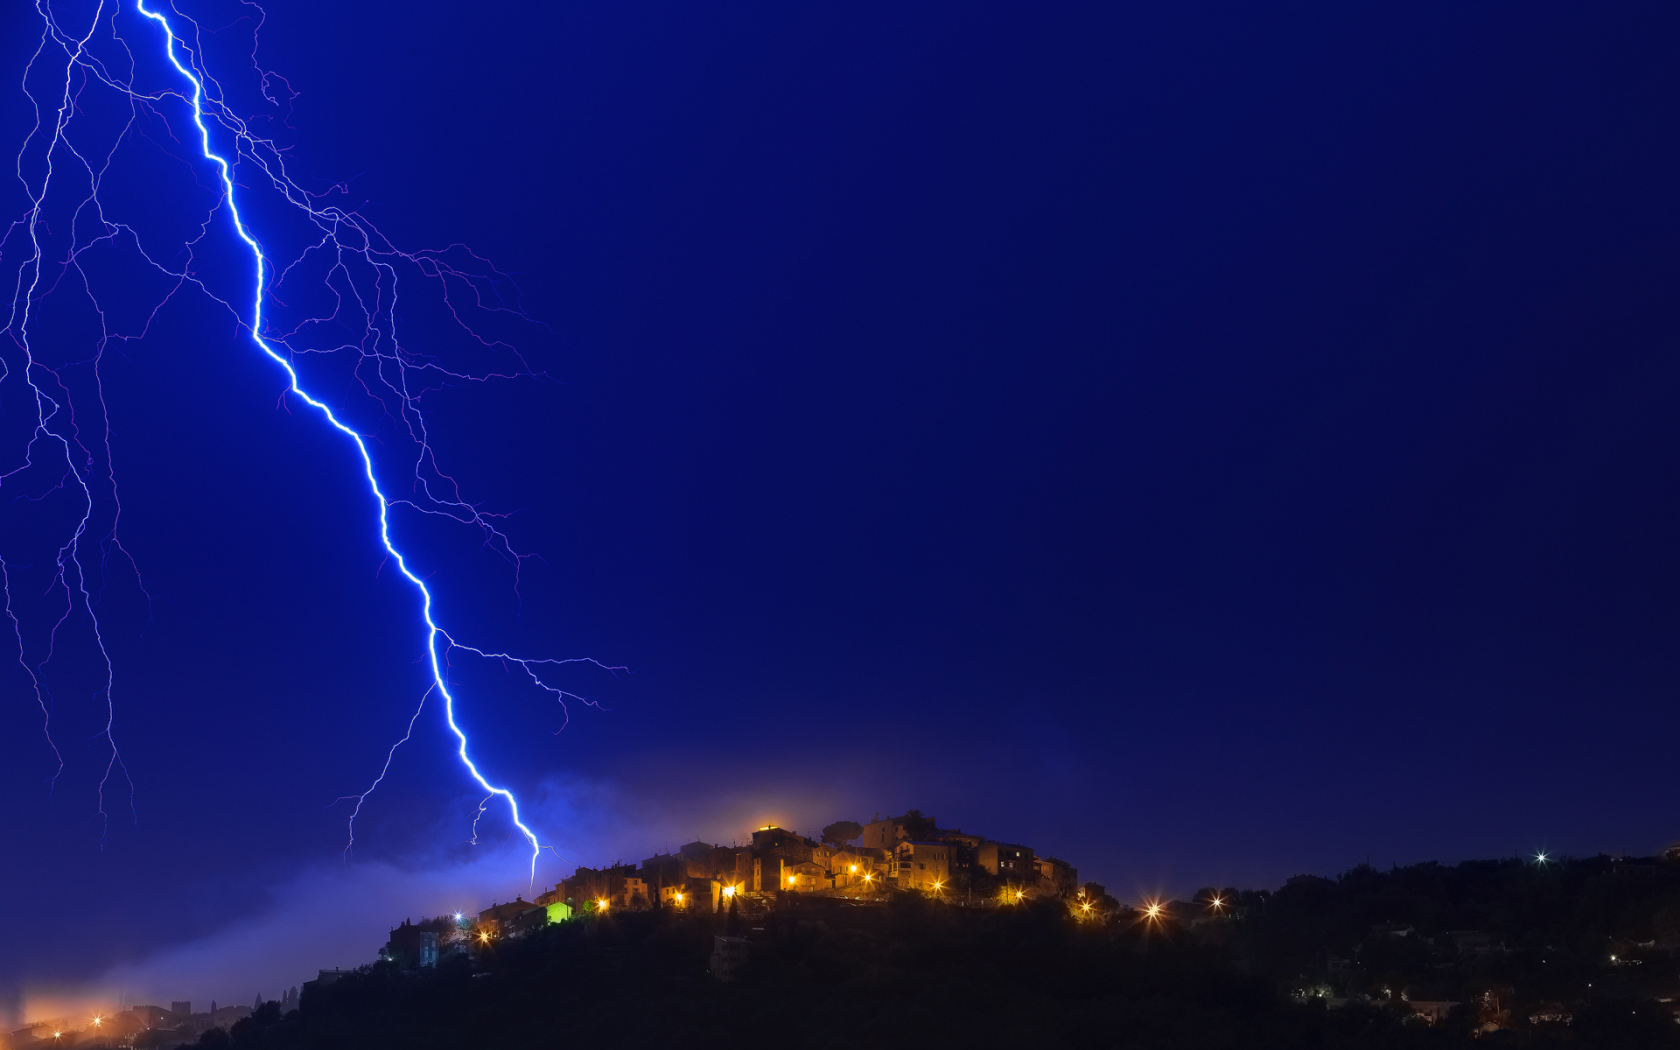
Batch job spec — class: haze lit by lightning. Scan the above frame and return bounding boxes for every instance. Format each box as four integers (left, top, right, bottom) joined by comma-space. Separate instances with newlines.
4, 0, 613, 879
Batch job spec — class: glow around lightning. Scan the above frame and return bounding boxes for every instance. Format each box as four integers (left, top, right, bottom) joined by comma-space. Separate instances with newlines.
5, 1, 609, 877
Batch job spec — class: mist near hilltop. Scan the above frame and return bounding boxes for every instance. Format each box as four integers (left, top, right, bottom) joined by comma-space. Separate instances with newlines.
6, 771, 857, 1028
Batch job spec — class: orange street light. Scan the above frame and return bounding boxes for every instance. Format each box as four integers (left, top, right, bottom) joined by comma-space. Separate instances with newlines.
673, 892, 685, 905
722, 884, 736, 898
1144, 901, 1164, 920
849, 865, 857, 873
787, 875, 797, 886
596, 898, 609, 910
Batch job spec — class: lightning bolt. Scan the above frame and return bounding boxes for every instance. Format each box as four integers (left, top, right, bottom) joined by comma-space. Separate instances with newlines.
6, 0, 614, 880
4, 2, 136, 839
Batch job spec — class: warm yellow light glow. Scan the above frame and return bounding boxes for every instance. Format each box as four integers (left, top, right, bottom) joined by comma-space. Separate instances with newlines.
932, 881, 944, 891
673, 892, 684, 904
1015, 890, 1025, 901
723, 885, 736, 897
479, 930, 491, 943
1210, 896, 1224, 909
1145, 901, 1163, 920
863, 873, 874, 882
787, 875, 797, 885
597, 898, 609, 910
849, 865, 857, 873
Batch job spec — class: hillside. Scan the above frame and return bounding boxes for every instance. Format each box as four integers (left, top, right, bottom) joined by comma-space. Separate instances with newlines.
196, 853, 1680, 1050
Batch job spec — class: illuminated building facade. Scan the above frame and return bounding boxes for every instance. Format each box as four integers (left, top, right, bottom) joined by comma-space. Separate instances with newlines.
894, 841, 953, 892
977, 841, 1036, 877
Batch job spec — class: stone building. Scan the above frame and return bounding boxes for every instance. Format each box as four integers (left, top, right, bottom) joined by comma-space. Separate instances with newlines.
1036, 856, 1078, 895
894, 840, 954, 892
978, 841, 1036, 878
383, 919, 440, 968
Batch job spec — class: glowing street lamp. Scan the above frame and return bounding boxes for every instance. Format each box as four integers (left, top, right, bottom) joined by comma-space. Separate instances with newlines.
722, 884, 737, 898
1534, 851, 1549, 865
1144, 901, 1164, 921
596, 898, 609, 911
673, 892, 685, 906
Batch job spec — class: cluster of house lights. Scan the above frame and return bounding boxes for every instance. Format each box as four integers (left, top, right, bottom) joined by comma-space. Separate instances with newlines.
459, 884, 1235, 936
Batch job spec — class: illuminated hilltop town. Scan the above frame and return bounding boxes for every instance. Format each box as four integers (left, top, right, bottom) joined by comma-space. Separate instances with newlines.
382, 810, 1113, 976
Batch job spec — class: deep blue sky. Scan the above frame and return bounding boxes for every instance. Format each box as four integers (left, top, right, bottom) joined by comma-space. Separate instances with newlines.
3, 0, 1679, 1010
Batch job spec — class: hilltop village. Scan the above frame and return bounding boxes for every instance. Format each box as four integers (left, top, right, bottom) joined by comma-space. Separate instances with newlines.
382, 810, 1104, 970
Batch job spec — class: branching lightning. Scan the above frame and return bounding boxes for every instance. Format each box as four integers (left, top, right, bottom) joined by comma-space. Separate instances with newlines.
4, 0, 611, 879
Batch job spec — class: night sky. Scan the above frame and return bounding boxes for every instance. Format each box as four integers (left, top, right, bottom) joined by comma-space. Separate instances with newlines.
3, 0, 1679, 1017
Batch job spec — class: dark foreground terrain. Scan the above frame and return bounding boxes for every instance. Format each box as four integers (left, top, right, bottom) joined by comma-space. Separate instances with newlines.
206, 855, 1680, 1049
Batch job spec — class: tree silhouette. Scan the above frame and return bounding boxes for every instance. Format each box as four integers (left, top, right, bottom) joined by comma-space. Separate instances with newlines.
821, 820, 863, 846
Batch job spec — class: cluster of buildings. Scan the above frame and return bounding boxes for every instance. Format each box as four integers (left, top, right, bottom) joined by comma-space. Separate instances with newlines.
1, 996, 285, 1050
383, 811, 1104, 964
377, 812, 1108, 983
540, 812, 1089, 918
